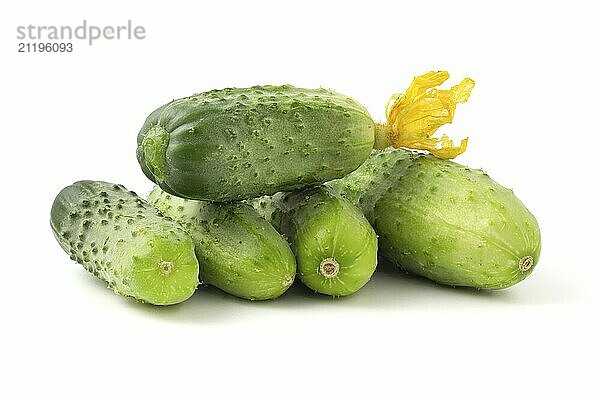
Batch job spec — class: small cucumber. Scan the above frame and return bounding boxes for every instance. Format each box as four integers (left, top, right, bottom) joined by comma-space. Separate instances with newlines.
252, 186, 378, 297
50, 181, 199, 305
137, 85, 375, 201
148, 186, 296, 300
329, 148, 542, 289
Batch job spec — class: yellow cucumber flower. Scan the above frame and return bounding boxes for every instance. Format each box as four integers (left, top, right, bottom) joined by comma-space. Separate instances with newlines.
376, 71, 475, 159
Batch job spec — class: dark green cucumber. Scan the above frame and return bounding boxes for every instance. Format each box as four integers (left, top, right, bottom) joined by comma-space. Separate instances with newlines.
252, 186, 378, 297
137, 85, 375, 201
148, 186, 296, 300
329, 148, 542, 289
50, 181, 199, 305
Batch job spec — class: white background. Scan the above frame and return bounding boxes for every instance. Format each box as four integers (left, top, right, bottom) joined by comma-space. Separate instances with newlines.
1, 0, 598, 398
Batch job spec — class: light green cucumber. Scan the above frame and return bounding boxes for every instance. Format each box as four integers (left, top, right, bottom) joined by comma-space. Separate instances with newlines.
329, 148, 542, 289
50, 181, 199, 305
148, 186, 296, 300
137, 85, 375, 201
252, 186, 378, 297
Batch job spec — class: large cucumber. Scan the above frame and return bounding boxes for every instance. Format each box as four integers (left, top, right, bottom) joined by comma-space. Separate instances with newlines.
137, 72, 476, 202
252, 186, 378, 297
50, 181, 199, 305
148, 186, 296, 300
137, 85, 375, 201
329, 148, 542, 289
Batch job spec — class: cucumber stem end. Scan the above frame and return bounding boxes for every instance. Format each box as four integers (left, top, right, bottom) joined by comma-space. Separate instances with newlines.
519, 256, 534, 272
319, 258, 340, 279
159, 260, 173, 276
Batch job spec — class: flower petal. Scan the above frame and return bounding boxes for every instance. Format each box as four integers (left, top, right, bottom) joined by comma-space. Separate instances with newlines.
377, 71, 474, 159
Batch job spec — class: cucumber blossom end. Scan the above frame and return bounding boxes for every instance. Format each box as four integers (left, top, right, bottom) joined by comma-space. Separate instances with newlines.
51, 180, 200, 305
140, 125, 170, 184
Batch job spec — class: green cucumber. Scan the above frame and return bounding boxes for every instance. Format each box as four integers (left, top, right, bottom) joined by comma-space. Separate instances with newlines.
137, 72, 477, 202
148, 186, 296, 300
137, 85, 375, 201
50, 181, 199, 305
329, 148, 542, 289
252, 186, 378, 297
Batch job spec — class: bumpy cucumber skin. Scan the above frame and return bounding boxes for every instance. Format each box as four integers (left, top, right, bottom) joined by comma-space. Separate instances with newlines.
50, 181, 199, 305
329, 148, 542, 289
137, 85, 375, 201
252, 187, 378, 297
148, 187, 296, 300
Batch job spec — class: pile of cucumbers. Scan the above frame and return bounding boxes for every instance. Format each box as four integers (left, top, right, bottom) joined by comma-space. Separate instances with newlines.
51, 73, 541, 305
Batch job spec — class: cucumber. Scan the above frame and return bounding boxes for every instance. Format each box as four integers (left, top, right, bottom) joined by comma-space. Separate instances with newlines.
148, 186, 296, 300
137, 72, 475, 201
137, 85, 375, 201
50, 181, 199, 305
329, 148, 542, 289
252, 186, 378, 297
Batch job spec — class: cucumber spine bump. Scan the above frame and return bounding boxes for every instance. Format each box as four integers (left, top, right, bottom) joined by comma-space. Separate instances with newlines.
251, 186, 378, 297
137, 85, 375, 201
329, 148, 542, 289
148, 186, 296, 300
50, 181, 200, 305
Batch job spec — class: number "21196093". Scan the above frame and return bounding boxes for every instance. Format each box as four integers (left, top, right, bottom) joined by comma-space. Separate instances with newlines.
18, 42, 73, 52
